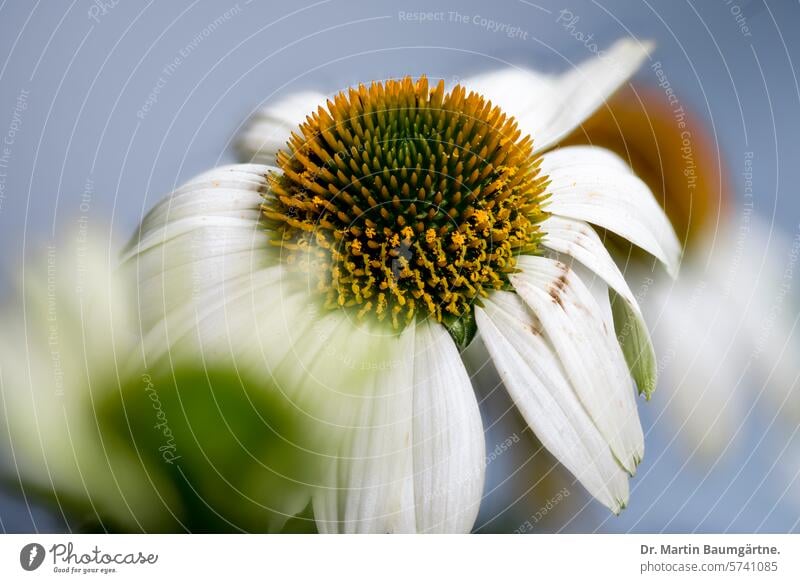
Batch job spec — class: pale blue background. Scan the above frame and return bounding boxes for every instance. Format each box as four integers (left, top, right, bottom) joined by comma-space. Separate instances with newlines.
1, 0, 799, 532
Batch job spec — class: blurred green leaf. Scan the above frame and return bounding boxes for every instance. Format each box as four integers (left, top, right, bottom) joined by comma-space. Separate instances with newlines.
95, 365, 328, 533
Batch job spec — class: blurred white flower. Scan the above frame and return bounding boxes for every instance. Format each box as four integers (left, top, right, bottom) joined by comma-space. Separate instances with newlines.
645, 217, 800, 458
0, 231, 170, 529
125, 39, 678, 533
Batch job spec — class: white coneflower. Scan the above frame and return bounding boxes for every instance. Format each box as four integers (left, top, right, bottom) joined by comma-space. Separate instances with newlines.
125, 39, 679, 533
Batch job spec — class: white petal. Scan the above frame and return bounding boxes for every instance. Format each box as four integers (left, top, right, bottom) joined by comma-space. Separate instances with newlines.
511, 255, 644, 474
121, 164, 279, 343
463, 39, 653, 152
236, 91, 327, 164
313, 324, 417, 533
541, 215, 657, 397
121, 166, 337, 433
125, 164, 273, 258
141, 263, 309, 371
313, 320, 487, 533
541, 145, 681, 277
412, 319, 485, 533
461, 68, 553, 118
538, 144, 634, 175
476, 292, 629, 513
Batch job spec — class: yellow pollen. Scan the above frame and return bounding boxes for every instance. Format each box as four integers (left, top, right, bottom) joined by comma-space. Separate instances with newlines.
473, 209, 489, 225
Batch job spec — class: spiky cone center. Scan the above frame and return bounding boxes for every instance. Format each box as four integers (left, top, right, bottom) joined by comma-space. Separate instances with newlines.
264, 76, 550, 329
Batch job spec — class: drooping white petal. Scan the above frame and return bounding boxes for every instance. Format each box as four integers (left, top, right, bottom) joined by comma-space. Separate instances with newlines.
463, 39, 653, 153
541, 215, 634, 303
541, 145, 681, 277
313, 324, 417, 534
511, 255, 644, 474
141, 262, 309, 372
121, 164, 281, 347
124, 164, 272, 266
476, 292, 629, 513
236, 91, 328, 164
538, 143, 635, 175
460, 68, 553, 118
412, 319, 485, 533
541, 215, 657, 397
313, 320, 487, 533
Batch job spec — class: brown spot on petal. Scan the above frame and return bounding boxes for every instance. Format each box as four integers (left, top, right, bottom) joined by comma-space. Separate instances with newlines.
547, 263, 570, 307
548, 274, 569, 307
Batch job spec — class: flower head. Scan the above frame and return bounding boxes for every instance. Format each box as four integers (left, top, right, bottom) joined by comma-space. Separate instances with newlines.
127, 39, 680, 532
266, 77, 548, 329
